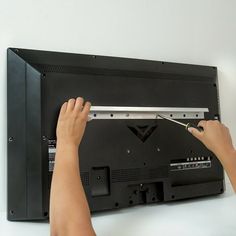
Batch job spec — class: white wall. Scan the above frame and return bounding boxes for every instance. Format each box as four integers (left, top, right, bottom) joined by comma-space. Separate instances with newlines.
1, 0, 236, 212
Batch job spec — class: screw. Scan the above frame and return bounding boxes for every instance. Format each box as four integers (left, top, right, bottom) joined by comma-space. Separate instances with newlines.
8, 137, 13, 142
157, 147, 161, 152
127, 149, 131, 154
97, 176, 101, 180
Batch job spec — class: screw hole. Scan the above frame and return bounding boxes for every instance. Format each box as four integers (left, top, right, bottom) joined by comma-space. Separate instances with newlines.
183, 114, 186, 117
110, 114, 113, 117
97, 176, 101, 180
161, 62, 165, 64
129, 200, 133, 205
93, 114, 97, 117
152, 197, 156, 201
170, 114, 173, 117
44, 212, 48, 217
115, 202, 119, 207
196, 114, 199, 117
10, 210, 14, 215
171, 195, 175, 199
143, 162, 146, 166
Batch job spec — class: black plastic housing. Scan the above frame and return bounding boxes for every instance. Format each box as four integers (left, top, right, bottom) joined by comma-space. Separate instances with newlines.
7, 48, 224, 221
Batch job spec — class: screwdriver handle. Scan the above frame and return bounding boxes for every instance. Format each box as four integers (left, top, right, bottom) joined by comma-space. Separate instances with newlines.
186, 123, 204, 132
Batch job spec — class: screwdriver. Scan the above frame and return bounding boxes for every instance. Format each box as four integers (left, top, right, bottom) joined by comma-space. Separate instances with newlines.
158, 114, 204, 132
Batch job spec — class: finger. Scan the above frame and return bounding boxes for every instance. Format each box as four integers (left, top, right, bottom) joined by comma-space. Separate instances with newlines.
74, 97, 84, 113
188, 127, 203, 140
66, 98, 76, 112
59, 102, 67, 117
81, 101, 91, 119
198, 120, 207, 128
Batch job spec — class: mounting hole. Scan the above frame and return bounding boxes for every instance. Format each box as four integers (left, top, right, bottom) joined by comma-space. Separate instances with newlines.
220, 188, 223, 193
129, 200, 133, 205
170, 114, 173, 117
115, 202, 119, 207
161, 62, 165, 64
10, 210, 14, 215
213, 83, 217, 87
171, 195, 175, 199
152, 197, 156, 201
183, 114, 186, 117
93, 114, 97, 117
196, 114, 199, 117
44, 212, 48, 217
110, 114, 114, 117
143, 162, 146, 166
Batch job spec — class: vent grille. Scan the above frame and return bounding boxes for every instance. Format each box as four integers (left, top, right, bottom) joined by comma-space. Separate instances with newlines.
111, 166, 168, 183
81, 172, 89, 186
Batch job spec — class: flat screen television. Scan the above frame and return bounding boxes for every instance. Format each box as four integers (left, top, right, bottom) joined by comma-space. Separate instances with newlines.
7, 48, 224, 221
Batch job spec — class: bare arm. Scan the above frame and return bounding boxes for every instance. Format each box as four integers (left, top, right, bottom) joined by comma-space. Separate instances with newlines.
50, 97, 96, 236
188, 120, 236, 192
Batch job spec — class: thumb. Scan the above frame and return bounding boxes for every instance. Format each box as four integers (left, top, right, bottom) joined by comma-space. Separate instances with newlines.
188, 127, 203, 140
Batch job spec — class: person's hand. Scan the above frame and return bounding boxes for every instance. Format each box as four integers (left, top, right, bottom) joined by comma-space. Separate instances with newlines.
188, 120, 235, 159
56, 97, 91, 147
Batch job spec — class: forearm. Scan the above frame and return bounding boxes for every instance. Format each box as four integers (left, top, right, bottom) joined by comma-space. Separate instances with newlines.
50, 143, 95, 236
217, 148, 236, 192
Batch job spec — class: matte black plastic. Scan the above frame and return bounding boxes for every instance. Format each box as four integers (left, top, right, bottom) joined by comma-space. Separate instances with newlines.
7, 48, 224, 221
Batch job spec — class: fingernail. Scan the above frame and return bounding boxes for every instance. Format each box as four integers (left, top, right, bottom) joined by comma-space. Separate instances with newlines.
188, 128, 193, 133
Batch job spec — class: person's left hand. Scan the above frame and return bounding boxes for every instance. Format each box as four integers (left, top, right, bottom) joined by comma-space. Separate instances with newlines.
56, 97, 91, 148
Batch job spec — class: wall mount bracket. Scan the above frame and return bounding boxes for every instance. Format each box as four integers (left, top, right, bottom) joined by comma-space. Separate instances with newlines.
88, 106, 209, 120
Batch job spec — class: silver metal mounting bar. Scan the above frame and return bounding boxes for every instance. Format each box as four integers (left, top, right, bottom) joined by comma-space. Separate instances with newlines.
88, 106, 209, 120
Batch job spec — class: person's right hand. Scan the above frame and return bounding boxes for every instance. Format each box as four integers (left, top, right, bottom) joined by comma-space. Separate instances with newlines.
188, 120, 235, 159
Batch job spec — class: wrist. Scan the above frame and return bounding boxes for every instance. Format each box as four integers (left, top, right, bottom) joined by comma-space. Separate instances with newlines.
56, 139, 79, 151
216, 147, 236, 163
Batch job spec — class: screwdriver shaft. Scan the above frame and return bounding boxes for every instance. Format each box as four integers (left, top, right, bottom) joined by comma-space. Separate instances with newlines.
158, 114, 187, 128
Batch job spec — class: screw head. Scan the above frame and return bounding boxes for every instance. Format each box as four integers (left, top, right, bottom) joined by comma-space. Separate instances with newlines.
8, 137, 13, 142
127, 149, 131, 154
157, 147, 161, 152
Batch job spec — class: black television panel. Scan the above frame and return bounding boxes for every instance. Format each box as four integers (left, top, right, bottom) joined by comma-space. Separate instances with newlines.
7, 48, 224, 221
